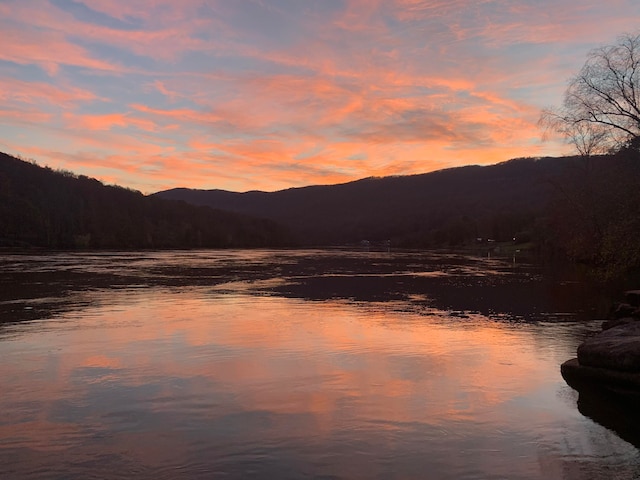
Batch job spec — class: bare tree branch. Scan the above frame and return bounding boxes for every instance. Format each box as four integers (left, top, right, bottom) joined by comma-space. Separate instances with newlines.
540, 33, 640, 155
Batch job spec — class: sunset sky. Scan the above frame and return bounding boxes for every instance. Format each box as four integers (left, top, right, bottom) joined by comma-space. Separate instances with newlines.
1, 1, 640, 193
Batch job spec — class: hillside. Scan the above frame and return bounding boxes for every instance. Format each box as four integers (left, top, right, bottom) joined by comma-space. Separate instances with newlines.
154, 156, 584, 247
0, 152, 293, 249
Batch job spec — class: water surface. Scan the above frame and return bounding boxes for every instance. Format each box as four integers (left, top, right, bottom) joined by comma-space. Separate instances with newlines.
0, 250, 638, 479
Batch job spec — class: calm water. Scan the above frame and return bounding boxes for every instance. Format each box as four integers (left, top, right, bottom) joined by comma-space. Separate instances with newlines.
0, 249, 638, 479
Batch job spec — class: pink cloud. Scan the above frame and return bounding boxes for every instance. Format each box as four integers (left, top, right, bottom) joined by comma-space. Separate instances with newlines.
1, 0, 639, 192
0, 108, 54, 125
151, 81, 179, 101
0, 24, 121, 74
62, 112, 158, 133
0, 1, 215, 70
0, 78, 98, 106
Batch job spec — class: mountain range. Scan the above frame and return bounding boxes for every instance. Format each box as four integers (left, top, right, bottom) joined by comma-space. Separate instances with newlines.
154, 156, 582, 247
0, 151, 292, 249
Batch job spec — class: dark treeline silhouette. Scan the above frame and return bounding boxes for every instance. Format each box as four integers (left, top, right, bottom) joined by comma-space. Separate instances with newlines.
536, 33, 640, 278
0, 152, 293, 249
4, 149, 639, 277
155, 156, 576, 248
544, 144, 640, 278
155, 151, 640, 277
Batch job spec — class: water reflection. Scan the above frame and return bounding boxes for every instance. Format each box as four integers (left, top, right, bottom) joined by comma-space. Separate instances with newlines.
572, 388, 640, 449
0, 249, 615, 327
0, 251, 638, 479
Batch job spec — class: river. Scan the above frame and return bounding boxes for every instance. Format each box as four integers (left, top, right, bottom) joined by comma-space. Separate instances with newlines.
0, 249, 638, 479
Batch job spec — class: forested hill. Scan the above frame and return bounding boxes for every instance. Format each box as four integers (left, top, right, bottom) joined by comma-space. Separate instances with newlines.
0, 152, 293, 249
154, 156, 583, 247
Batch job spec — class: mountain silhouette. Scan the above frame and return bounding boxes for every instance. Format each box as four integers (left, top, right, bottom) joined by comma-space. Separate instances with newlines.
0, 151, 292, 249
153, 156, 581, 247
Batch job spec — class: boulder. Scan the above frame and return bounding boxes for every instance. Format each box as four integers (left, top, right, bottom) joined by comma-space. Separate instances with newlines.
602, 316, 639, 330
577, 322, 640, 372
626, 290, 640, 308
611, 302, 636, 319
561, 291, 640, 441
561, 357, 640, 395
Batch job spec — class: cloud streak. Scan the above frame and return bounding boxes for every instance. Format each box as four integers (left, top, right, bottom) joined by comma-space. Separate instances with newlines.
1, 0, 640, 192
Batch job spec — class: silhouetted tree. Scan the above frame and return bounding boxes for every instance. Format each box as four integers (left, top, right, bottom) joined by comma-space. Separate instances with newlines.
541, 33, 640, 155
545, 148, 640, 278
538, 34, 640, 277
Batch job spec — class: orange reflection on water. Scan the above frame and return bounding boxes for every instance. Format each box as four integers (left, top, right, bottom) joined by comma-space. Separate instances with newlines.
1, 286, 637, 478
2, 289, 561, 427
82, 354, 122, 369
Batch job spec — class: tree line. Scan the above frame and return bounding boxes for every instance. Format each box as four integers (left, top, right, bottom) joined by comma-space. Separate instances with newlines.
540, 32, 640, 278
2, 33, 639, 277
0, 152, 293, 249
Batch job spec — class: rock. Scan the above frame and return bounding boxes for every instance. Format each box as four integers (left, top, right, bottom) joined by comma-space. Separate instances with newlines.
602, 316, 639, 330
611, 302, 636, 319
561, 292, 640, 443
561, 357, 640, 395
626, 290, 640, 308
577, 322, 640, 372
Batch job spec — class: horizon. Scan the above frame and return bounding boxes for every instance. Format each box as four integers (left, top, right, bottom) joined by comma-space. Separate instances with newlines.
140, 153, 562, 195
1, 1, 640, 194
4, 149, 561, 196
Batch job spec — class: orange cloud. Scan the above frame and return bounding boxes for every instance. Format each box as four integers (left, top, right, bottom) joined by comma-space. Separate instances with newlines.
63, 112, 158, 133
0, 0, 638, 191
0, 78, 98, 106
0, 24, 121, 75
0, 107, 53, 125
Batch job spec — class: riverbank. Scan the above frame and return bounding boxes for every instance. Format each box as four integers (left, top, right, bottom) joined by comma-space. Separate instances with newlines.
561, 290, 640, 446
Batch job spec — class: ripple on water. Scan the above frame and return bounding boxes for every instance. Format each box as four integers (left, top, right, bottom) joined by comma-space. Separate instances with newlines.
0, 250, 636, 480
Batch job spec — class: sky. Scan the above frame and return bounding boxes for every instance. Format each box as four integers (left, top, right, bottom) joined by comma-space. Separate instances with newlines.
1, 1, 640, 193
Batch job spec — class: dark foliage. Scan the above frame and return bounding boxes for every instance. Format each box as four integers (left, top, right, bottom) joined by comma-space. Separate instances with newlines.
544, 147, 640, 278
0, 152, 293, 249
155, 153, 640, 276
4, 149, 637, 276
